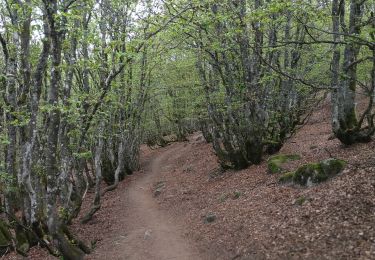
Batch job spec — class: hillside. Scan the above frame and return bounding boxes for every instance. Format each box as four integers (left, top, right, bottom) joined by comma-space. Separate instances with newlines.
152, 99, 375, 259
7, 97, 374, 260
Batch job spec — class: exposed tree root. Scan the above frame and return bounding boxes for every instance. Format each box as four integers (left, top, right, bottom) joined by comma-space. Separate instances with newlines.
80, 200, 101, 224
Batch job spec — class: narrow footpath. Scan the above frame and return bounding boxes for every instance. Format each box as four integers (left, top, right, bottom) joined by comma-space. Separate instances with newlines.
89, 143, 205, 260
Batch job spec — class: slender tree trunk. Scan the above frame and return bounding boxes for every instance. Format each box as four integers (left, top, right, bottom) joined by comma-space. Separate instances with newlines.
4, 28, 19, 218
81, 126, 104, 224
333, 0, 371, 144
331, 0, 341, 134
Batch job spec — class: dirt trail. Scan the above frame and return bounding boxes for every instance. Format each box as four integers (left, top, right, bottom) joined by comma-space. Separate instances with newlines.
89, 142, 204, 260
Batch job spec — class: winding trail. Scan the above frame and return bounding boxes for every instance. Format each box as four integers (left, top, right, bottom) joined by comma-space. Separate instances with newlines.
90, 142, 204, 260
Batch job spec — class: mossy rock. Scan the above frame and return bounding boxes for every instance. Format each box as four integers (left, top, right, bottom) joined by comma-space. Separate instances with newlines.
267, 154, 301, 174
293, 163, 322, 186
204, 213, 217, 223
279, 172, 295, 183
293, 158, 346, 186
320, 158, 347, 176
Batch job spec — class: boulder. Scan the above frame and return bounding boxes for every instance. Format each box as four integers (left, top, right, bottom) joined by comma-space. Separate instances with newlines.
279, 172, 295, 183
285, 158, 347, 186
320, 158, 347, 177
293, 163, 324, 186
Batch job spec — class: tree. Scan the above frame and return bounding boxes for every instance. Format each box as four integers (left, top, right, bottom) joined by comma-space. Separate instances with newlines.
331, 0, 375, 144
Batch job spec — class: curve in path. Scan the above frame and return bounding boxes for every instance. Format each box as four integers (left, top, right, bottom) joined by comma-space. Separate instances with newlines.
90, 143, 203, 260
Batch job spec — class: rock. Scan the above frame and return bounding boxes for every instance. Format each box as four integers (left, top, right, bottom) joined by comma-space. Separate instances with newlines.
293, 158, 346, 186
204, 213, 217, 223
267, 154, 301, 174
144, 229, 152, 240
293, 163, 323, 185
320, 158, 347, 176
279, 172, 295, 183
153, 181, 166, 197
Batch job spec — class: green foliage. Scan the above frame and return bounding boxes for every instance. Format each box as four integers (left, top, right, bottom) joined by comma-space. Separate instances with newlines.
58, 207, 70, 222
0, 135, 10, 146
73, 151, 92, 160
0, 169, 16, 193
0, 0, 372, 256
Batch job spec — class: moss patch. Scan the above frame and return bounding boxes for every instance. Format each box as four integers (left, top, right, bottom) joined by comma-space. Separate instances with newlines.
293, 163, 322, 186
294, 196, 307, 206
320, 158, 347, 176
293, 158, 347, 186
232, 190, 242, 199
267, 154, 301, 174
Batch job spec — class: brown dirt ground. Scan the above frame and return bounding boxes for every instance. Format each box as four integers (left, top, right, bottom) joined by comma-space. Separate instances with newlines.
154, 98, 375, 260
5, 97, 375, 259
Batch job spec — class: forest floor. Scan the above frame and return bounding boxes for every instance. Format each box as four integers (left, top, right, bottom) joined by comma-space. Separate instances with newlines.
6, 96, 375, 259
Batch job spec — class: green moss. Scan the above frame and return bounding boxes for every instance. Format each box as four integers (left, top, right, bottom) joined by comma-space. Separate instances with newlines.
293, 158, 347, 186
232, 190, 242, 199
279, 172, 295, 183
293, 163, 322, 186
295, 196, 306, 206
320, 158, 346, 176
267, 154, 301, 174
268, 161, 282, 174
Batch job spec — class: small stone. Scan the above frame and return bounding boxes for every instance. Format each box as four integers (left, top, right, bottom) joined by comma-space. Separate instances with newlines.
144, 229, 152, 240
154, 181, 166, 197
205, 213, 217, 223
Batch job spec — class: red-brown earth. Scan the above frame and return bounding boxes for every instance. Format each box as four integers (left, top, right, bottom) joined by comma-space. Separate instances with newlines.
6, 97, 375, 259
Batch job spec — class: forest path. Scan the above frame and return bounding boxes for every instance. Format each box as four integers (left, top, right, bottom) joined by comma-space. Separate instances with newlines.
89, 142, 204, 260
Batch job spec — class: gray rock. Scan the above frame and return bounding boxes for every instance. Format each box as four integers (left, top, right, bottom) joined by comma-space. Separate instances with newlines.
205, 213, 217, 223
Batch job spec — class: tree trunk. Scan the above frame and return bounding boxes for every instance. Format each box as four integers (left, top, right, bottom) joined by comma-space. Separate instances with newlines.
333, 0, 371, 144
